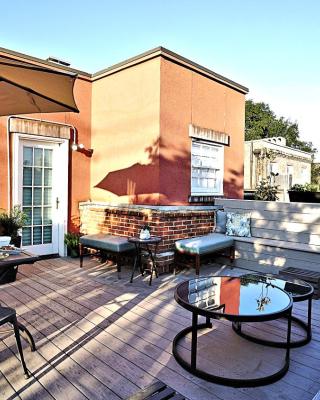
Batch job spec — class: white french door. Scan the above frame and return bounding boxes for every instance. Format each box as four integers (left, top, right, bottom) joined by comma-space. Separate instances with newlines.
13, 135, 68, 256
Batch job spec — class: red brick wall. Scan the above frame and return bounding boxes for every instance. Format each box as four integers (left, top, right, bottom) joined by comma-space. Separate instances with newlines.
79, 204, 215, 253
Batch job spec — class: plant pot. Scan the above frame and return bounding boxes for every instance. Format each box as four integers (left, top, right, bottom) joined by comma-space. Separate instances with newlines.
10, 235, 22, 248
288, 191, 320, 203
67, 247, 79, 258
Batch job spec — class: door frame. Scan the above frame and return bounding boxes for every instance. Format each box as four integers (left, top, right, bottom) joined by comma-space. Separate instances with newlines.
12, 133, 69, 256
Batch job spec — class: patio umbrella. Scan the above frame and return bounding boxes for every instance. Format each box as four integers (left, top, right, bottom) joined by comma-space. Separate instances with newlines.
0, 55, 79, 116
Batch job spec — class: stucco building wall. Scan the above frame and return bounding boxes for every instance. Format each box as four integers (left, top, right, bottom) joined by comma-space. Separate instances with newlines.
0, 47, 248, 239
159, 58, 245, 204
90, 58, 161, 205
244, 138, 312, 201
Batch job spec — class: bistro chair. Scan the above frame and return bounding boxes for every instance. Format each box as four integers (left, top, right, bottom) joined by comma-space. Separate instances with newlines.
0, 306, 29, 378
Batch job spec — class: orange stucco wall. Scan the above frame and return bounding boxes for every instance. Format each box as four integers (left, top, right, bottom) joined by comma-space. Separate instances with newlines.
90, 58, 161, 204
0, 73, 91, 231
159, 58, 245, 204
0, 50, 246, 222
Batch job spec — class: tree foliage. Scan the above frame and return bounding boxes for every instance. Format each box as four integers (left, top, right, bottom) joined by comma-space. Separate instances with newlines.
245, 100, 316, 154
311, 163, 320, 184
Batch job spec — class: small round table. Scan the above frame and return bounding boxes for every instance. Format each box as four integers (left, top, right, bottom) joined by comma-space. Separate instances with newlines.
173, 275, 293, 387
128, 236, 162, 285
232, 273, 313, 348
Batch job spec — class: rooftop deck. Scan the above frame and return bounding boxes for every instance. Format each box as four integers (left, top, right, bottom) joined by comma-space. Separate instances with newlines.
0, 257, 319, 400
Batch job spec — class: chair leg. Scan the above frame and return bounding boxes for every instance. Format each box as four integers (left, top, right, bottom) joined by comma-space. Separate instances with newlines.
17, 322, 36, 352
79, 243, 84, 268
116, 254, 121, 279
12, 316, 29, 379
195, 254, 200, 276
173, 251, 178, 275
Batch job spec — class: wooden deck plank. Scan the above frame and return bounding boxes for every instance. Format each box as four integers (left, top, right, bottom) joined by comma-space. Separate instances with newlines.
1, 257, 320, 399
19, 260, 320, 390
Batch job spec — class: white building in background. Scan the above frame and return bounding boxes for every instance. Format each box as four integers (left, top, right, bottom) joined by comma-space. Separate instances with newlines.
244, 137, 312, 201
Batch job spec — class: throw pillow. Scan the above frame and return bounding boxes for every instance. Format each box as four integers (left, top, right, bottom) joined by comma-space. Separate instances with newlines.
214, 210, 227, 234
226, 212, 251, 237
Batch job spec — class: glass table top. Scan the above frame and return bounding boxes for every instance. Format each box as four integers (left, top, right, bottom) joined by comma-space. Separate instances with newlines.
244, 273, 314, 299
176, 276, 292, 318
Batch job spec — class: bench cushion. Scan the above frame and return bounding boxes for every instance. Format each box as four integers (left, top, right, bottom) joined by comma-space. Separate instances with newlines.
80, 234, 135, 253
175, 233, 234, 255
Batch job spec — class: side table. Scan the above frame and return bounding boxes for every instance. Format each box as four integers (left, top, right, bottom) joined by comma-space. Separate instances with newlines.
128, 236, 162, 285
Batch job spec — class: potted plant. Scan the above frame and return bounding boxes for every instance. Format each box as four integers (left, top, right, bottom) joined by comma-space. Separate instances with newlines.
288, 183, 320, 203
64, 232, 81, 257
139, 224, 151, 240
0, 205, 27, 248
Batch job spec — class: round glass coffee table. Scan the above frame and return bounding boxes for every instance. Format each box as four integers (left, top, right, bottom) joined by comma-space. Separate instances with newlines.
173, 275, 293, 387
232, 273, 313, 348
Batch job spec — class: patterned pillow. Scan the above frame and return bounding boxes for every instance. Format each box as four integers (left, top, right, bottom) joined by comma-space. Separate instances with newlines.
226, 212, 251, 237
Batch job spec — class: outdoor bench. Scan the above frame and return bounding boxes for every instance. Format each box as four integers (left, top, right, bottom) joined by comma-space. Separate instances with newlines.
79, 234, 135, 276
174, 233, 235, 275
214, 199, 320, 296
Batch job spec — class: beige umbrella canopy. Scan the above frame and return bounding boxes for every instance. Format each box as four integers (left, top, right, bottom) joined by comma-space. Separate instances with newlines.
0, 55, 79, 116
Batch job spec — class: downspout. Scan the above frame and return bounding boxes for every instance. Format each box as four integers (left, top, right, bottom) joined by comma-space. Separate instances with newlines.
6, 115, 77, 210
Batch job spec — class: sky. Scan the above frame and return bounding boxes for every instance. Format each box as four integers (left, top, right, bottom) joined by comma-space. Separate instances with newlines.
1, 0, 319, 159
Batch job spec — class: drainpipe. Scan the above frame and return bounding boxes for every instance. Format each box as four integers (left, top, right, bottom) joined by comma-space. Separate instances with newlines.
250, 141, 253, 189
6, 115, 77, 210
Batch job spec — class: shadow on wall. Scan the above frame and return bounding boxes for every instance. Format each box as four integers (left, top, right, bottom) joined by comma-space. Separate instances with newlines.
224, 168, 244, 199
95, 138, 160, 197
95, 138, 243, 202
95, 138, 189, 203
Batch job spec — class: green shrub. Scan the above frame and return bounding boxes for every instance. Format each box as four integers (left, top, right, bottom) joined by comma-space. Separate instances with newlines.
290, 183, 320, 192
0, 205, 27, 238
64, 232, 81, 249
254, 177, 279, 201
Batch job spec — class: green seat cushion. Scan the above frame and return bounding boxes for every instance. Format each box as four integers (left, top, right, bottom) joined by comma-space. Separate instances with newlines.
175, 233, 234, 255
80, 234, 135, 253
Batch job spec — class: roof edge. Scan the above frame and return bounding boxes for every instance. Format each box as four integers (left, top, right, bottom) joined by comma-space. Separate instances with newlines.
92, 46, 249, 94
0, 45, 249, 93
0, 46, 91, 78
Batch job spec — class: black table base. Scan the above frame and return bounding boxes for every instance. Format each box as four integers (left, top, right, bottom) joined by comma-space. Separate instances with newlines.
232, 297, 312, 348
173, 311, 292, 388
128, 237, 161, 286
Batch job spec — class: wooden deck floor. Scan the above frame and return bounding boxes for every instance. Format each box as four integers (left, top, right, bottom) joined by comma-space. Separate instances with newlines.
0, 257, 320, 400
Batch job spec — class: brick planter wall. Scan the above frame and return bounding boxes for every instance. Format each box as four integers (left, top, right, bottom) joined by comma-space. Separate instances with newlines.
79, 203, 217, 273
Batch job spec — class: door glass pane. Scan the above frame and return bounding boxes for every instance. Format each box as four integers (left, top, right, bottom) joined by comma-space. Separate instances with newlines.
34, 168, 43, 186
33, 188, 42, 205
23, 207, 32, 226
22, 227, 32, 246
33, 227, 42, 245
44, 188, 52, 206
22, 144, 54, 247
23, 147, 33, 166
43, 207, 52, 224
43, 226, 52, 244
33, 207, 42, 225
34, 148, 43, 166
23, 188, 32, 206
44, 169, 52, 186
23, 167, 32, 186
44, 149, 53, 167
